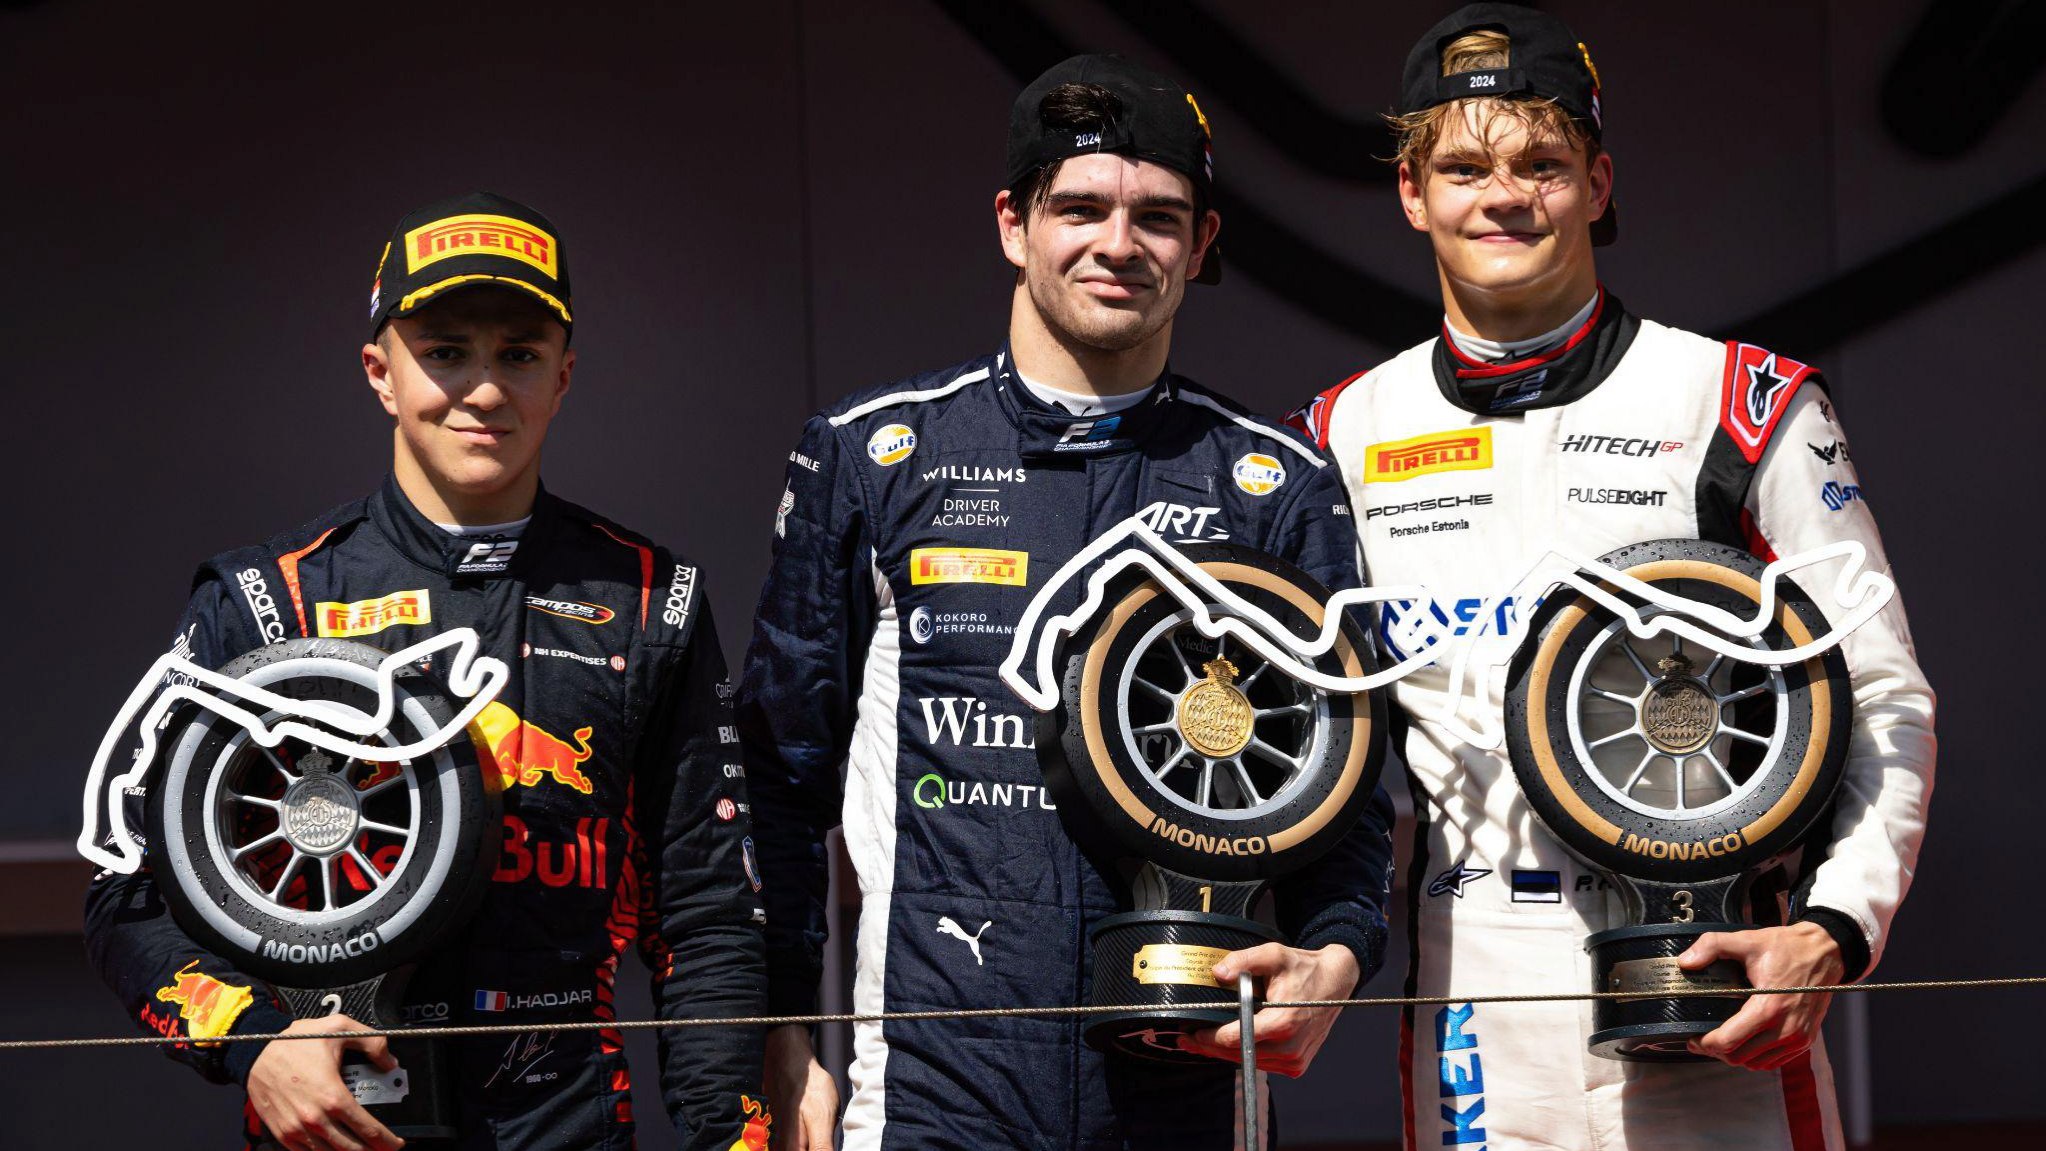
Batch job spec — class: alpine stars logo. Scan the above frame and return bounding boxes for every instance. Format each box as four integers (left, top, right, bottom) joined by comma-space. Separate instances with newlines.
919, 697, 1034, 749
1427, 861, 1493, 898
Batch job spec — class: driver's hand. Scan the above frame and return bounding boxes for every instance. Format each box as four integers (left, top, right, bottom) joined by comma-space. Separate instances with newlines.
245, 1014, 404, 1151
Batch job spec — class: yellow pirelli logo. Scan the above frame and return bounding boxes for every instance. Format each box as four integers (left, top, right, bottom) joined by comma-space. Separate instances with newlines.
316, 589, 433, 638
404, 213, 558, 278
909, 548, 1028, 587
1363, 427, 1493, 483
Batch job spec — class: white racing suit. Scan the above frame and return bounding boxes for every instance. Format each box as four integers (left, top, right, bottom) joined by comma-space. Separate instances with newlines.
1289, 291, 1935, 1150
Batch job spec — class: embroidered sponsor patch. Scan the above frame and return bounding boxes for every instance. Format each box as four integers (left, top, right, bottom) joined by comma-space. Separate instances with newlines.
316, 590, 431, 637
1363, 427, 1493, 483
909, 547, 1028, 586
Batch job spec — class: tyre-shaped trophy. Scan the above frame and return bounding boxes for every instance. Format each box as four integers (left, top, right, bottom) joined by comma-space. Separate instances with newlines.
1034, 541, 1385, 1063
145, 636, 502, 1139
1504, 539, 1853, 1061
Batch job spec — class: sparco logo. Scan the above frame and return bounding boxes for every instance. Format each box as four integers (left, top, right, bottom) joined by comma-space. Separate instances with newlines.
235, 568, 287, 644
662, 565, 696, 630
262, 931, 381, 964
1557, 434, 1683, 456
920, 697, 1035, 749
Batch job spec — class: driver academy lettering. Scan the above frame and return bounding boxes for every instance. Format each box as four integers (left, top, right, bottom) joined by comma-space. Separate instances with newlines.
472, 701, 596, 794
152, 960, 254, 1041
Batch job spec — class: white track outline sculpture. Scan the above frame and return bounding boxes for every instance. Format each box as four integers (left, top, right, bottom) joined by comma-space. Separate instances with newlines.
998, 521, 1894, 752
78, 628, 509, 875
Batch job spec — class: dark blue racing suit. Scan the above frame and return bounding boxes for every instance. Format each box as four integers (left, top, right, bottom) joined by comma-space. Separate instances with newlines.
739, 348, 1396, 1149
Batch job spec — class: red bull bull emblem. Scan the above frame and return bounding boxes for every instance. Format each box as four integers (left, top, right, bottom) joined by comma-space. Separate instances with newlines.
155, 960, 254, 1042
728, 1095, 771, 1151
471, 701, 597, 794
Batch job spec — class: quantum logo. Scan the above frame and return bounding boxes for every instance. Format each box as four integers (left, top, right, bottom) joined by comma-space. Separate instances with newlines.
912, 772, 1056, 811
1364, 428, 1493, 483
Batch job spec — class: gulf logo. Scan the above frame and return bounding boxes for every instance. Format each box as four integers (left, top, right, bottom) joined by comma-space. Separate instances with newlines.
868, 424, 917, 466
1232, 453, 1286, 496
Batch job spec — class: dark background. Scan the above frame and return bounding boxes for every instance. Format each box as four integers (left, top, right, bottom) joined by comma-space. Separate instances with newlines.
1, 0, 2038, 1145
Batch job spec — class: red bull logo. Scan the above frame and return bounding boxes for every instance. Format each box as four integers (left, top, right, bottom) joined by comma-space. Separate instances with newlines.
155, 960, 254, 1042
728, 1095, 772, 1151
472, 701, 596, 794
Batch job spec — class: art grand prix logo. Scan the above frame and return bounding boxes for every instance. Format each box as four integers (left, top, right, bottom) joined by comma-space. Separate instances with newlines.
404, 213, 558, 278
1363, 428, 1493, 483
470, 701, 596, 794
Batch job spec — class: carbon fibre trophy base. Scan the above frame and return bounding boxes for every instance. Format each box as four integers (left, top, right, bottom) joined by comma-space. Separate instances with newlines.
276, 969, 456, 1143
1584, 875, 1750, 1062
1083, 864, 1278, 1064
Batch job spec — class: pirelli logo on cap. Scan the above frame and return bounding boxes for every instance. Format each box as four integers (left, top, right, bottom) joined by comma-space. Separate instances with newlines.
1363, 427, 1493, 483
316, 590, 433, 638
405, 214, 558, 279
910, 548, 1028, 587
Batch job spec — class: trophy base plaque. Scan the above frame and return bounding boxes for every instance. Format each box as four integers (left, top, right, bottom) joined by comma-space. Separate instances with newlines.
1083, 866, 1277, 1064
1585, 922, 1748, 1062
278, 972, 457, 1142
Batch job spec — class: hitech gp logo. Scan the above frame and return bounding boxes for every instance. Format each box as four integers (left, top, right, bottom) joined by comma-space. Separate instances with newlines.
1232, 453, 1286, 496
868, 424, 917, 466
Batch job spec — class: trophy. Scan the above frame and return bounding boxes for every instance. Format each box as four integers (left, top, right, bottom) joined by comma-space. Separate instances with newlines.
1502, 539, 1857, 1060
1003, 536, 1385, 1061
83, 631, 508, 1139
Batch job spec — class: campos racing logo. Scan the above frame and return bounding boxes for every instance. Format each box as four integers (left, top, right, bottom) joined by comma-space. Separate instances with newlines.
868, 424, 917, 466
1232, 453, 1286, 496
525, 596, 615, 625
316, 590, 431, 638
1363, 428, 1493, 483
154, 961, 254, 1042
910, 547, 1027, 587
404, 213, 558, 278
472, 701, 596, 794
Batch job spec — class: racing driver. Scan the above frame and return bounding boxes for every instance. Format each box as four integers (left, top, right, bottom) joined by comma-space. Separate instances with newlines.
1287, 6, 1936, 1149
742, 55, 1396, 1150
84, 193, 770, 1151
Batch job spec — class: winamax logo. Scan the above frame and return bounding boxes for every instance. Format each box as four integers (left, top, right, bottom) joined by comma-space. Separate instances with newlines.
919, 697, 1035, 749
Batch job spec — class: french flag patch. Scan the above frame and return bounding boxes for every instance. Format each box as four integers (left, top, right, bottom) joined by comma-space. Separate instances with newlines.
474, 990, 509, 1013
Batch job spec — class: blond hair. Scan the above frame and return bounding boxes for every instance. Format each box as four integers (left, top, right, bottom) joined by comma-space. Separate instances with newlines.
1389, 30, 1596, 175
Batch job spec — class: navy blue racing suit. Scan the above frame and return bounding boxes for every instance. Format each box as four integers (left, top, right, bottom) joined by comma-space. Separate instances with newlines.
84, 478, 769, 1150
739, 348, 1396, 1149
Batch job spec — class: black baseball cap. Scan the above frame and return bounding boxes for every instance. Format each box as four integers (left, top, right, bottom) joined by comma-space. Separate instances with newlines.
367, 192, 573, 339
1005, 54, 1222, 284
1400, 3, 1616, 245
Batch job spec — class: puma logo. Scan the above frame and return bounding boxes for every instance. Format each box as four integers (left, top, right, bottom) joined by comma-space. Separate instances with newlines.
936, 916, 992, 966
